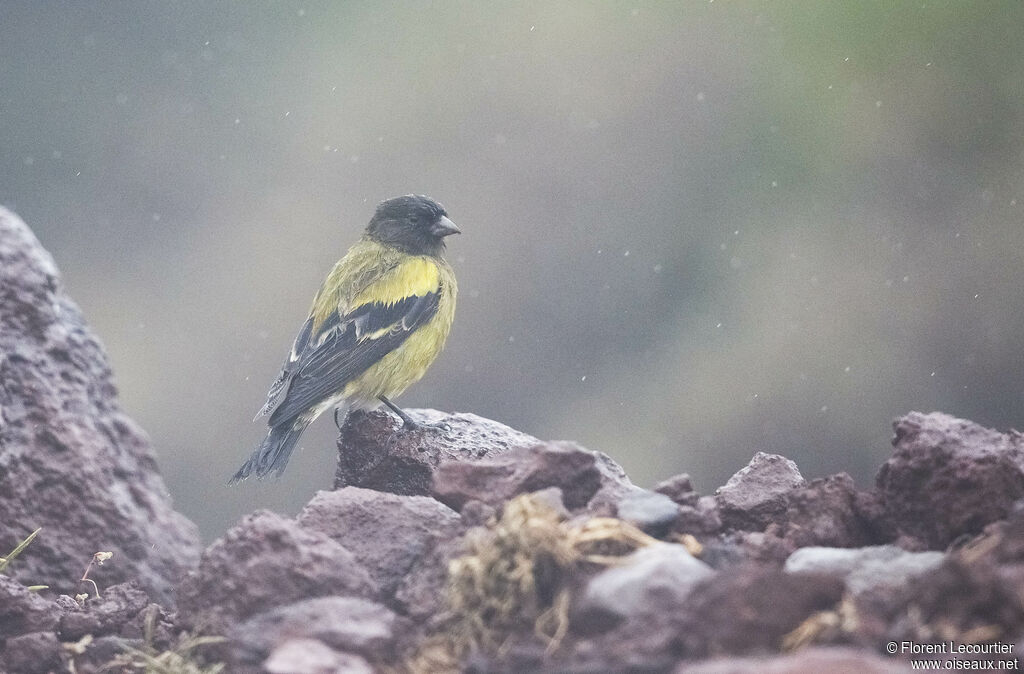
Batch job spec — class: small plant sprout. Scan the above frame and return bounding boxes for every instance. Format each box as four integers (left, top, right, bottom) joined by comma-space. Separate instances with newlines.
0, 526, 42, 574
79, 550, 114, 599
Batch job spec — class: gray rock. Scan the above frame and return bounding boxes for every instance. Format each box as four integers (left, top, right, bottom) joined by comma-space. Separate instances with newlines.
616, 489, 680, 536
784, 545, 945, 597
575, 543, 714, 633
264, 638, 373, 674
59, 581, 150, 640
0, 574, 59, 636
231, 596, 408, 665
715, 452, 806, 530
1, 631, 65, 673
0, 206, 200, 605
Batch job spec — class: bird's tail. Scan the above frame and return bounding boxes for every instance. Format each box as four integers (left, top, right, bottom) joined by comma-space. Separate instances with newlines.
229, 418, 311, 484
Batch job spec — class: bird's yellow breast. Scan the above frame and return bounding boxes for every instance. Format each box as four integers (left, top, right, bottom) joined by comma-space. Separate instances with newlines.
344, 260, 457, 406
350, 256, 440, 308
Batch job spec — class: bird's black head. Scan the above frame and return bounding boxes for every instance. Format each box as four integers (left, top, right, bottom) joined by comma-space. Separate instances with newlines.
365, 194, 461, 257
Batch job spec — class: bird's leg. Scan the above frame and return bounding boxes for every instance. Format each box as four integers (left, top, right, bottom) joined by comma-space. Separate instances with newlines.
378, 395, 449, 431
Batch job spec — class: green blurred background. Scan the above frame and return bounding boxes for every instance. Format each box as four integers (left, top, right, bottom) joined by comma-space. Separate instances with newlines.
2, 2, 1022, 540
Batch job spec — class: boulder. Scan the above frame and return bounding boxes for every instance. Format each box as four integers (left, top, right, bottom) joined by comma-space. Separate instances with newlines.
176, 510, 378, 634
296, 488, 462, 616
0, 206, 200, 604
334, 409, 537, 495
875, 412, 1024, 548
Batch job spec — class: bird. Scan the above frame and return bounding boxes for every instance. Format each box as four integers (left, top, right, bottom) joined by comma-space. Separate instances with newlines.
230, 194, 460, 483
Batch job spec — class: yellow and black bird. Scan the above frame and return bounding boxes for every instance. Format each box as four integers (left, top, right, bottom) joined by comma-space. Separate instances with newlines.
230, 195, 460, 482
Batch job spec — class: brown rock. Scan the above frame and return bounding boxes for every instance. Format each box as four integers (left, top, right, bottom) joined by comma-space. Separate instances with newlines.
854, 510, 1024, 650
177, 510, 378, 634
876, 412, 1024, 548
0, 207, 200, 604
296, 488, 462, 614
674, 568, 845, 658
432, 442, 634, 512
335, 409, 537, 495
654, 473, 699, 506
779, 473, 874, 550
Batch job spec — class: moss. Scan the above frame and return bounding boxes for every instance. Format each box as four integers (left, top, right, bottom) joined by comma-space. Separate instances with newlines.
405, 493, 659, 673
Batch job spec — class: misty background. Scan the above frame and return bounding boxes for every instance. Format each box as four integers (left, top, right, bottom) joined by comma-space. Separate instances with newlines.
2, 2, 1022, 540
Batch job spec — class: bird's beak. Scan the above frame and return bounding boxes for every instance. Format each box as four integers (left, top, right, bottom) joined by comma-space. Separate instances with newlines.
431, 215, 461, 237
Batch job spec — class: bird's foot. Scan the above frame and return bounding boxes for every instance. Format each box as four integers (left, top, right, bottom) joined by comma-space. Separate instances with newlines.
378, 395, 450, 433
401, 417, 451, 433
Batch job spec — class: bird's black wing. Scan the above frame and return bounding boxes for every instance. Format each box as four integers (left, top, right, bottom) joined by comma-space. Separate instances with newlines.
267, 291, 440, 425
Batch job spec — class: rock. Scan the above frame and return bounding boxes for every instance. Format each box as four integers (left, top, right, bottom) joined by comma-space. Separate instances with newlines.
784, 545, 945, 597
0, 207, 200, 604
458, 499, 498, 527
2, 631, 65, 674
0, 574, 59, 637
715, 452, 806, 530
673, 568, 845, 658
264, 638, 373, 674
777, 473, 873, 550
574, 543, 714, 634
177, 510, 378, 634
653, 473, 699, 506
615, 490, 680, 537
675, 647, 908, 673
876, 412, 1024, 548
296, 488, 462, 615
675, 495, 724, 536
853, 511, 1024, 649
431, 442, 634, 512
231, 596, 408, 666
336, 410, 637, 513
587, 450, 646, 511
69, 634, 138, 674
335, 409, 538, 495
59, 581, 151, 640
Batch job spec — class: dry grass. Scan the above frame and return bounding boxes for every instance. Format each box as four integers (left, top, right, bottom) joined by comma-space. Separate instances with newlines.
98, 605, 225, 674
404, 493, 660, 673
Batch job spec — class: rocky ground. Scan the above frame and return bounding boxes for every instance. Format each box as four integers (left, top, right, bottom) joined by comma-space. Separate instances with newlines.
2, 205, 1023, 673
